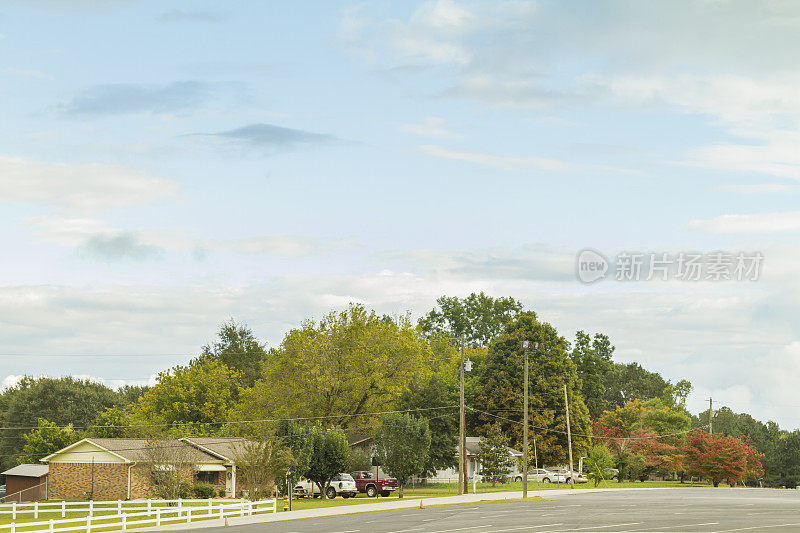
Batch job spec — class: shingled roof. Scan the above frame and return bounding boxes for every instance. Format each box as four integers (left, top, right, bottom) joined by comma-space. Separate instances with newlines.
181, 437, 248, 462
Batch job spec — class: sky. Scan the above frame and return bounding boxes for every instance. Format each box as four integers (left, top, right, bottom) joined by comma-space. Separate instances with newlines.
1, 0, 800, 428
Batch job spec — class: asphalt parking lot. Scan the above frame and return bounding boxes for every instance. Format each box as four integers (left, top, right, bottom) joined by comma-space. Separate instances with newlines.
200, 487, 800, 532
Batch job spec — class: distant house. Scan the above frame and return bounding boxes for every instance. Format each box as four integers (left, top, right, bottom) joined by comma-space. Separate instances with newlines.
426, 437, 523, 482
1, 464, 49, 502
41, 437, 247, 501
347, 433, 374, 458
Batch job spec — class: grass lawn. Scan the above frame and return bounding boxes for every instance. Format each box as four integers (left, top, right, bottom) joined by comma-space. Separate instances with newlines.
280, 480, 710, 512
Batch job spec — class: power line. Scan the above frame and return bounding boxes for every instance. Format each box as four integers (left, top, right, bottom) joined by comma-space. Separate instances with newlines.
468, 407, 705, 441
0, 405, 460, 432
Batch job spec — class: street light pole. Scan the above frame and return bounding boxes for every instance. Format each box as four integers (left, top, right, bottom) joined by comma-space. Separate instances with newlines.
459, 333, 467, 495
522, 340, 529, 499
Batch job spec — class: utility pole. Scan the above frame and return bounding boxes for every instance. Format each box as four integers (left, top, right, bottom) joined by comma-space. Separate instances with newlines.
709, 398, 713, 434
459, 333, 467, 494
522, 341, 529, 499
564, 384, 575, 489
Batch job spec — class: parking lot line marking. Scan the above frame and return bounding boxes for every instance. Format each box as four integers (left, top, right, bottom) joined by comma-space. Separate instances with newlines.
423, 525, 494, 533
484, 525, 563, 532
716, 523, 800, 532
559, 522, 643, 531
627, 522, 719, 531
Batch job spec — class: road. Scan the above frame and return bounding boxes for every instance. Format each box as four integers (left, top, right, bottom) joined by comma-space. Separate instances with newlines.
183, 488, 800, 532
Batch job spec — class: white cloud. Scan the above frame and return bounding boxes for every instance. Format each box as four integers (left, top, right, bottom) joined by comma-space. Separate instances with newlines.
716, 183, 799, 194
0, 156, 178, 213
419, 144, 575, 171
418, 144, 637, 174
400, 117, 462, 139
687, 211, 800, 234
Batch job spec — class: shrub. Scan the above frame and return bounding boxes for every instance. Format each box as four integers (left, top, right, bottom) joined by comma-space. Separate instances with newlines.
219, 488, 227, 498
585, 445, 615, 487
193, 482, 216, 499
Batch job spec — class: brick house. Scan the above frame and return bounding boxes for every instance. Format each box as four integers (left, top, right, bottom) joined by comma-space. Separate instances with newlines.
42, 437, 247, 501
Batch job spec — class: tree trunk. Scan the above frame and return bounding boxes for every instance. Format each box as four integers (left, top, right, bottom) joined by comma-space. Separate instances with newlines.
398, 484, 404, 499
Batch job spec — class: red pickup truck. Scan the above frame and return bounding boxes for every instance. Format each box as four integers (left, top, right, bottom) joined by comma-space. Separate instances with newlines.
350, 471, 398, 497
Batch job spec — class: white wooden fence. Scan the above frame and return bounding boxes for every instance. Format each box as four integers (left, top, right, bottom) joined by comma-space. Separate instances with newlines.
0, 498, 276, 532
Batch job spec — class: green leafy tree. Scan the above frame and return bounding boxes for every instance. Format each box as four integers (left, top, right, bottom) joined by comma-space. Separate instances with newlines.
774, 431, 800, 488
475, 423, 515, 482
129, 358, 241, 428
234, 304, 431, 427
275, 419, 314, 491
234, 439, 294, 499
0, 377, 119, 469
116, 385, 150, 407
472, 312, 592, 466
374, 413, 431, 498
88, 407, 129, 438
604, 363, 671, 411
418, 293, 523, 347
305, 426, 350, 499
569, 331, 614, 418
197, 320, 270, 388
585, 444, 615, 487
396, 374, 457, 475
18, 418, 78, 464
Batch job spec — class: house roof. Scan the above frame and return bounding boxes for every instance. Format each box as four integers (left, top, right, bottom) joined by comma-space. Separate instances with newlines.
465, 437, 522, 457
1, 464, 49, 477
181, 437, 248, 462
43, 438, 222, 464
347, 432, 373, 447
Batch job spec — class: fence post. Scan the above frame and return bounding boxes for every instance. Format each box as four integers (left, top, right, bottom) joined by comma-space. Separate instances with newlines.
34, 501, 39, 519
219, 504, 224, 520
10, 522, 15, 533
49, 519, 54, 533
240, 501, 245, 517
177, 498, 182, 511
208, 498, 212, 515
86, 515, 91, 533
273, 498, 277, 514
122, 515, 127, 532
89, 501, 94, 517
147, 500, 151, 517
186, 507, 191, 524
156, 509, 161, 527
61, 501, 66, 518
118, 500, 122, 514
12, 502, 16, 520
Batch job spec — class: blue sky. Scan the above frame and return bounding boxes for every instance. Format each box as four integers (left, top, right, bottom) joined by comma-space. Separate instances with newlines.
2, 0, 800, 427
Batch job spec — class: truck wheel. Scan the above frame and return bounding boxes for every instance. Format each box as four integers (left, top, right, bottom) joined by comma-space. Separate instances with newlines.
380, 491, 391, 497
543, 477, 550, 483
366, 485, 377, 498
326, 487, 337, 499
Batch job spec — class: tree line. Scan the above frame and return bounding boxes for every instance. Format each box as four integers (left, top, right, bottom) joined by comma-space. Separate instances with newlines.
1, 293, 798, 495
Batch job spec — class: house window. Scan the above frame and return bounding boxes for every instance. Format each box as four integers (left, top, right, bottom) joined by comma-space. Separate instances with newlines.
196, 471, 219, 484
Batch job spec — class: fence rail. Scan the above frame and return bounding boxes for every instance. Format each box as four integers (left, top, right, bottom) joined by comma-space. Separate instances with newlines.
0, 498, 276, 533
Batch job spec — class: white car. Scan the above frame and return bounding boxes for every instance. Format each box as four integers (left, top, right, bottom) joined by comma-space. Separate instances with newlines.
550, 468, 588, 483
294, 473, 358, 499
511, 468, 565, 484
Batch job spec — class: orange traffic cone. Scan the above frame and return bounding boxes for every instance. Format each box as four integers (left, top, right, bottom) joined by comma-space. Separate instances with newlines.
419, 500, 424, 510
224, 518, 229, 527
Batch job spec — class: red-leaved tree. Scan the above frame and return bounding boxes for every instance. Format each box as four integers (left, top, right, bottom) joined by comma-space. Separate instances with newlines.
683, 430, 764, 487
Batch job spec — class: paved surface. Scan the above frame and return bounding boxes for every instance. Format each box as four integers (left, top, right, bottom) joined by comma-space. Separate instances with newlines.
175, 488, 800, 532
